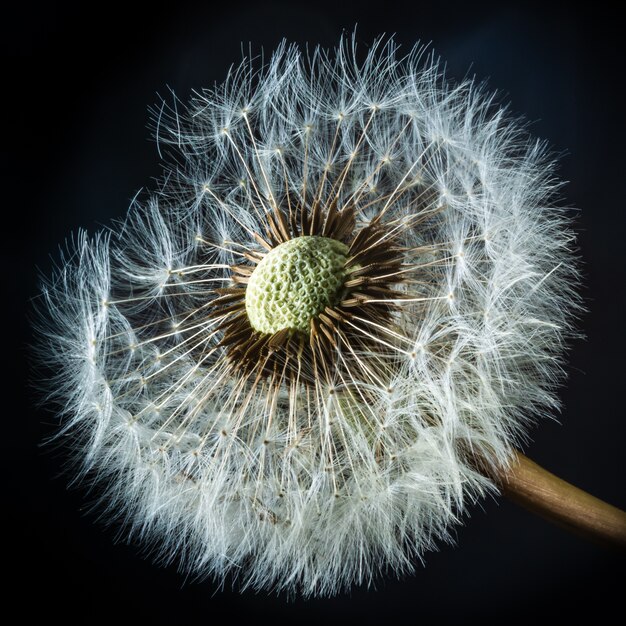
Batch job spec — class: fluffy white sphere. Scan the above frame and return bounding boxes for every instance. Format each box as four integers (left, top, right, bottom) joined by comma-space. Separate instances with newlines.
35, 36, 579, 596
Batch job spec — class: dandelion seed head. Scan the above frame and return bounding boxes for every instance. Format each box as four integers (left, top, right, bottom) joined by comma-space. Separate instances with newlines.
34, 34, 580, 596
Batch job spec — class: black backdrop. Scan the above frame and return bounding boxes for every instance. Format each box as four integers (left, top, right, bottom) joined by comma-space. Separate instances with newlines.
4, 2, 625, 623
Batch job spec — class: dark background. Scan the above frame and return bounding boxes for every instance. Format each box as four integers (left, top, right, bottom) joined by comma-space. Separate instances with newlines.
4, 2, 624, 623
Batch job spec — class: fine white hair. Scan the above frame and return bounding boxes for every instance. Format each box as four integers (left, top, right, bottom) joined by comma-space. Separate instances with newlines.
35, 35, 580, 596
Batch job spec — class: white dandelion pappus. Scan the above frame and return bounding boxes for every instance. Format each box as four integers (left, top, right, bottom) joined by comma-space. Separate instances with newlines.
35, 36, 579, 596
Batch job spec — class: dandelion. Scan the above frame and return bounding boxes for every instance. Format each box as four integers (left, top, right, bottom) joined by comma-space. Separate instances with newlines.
35, 36, 617, 596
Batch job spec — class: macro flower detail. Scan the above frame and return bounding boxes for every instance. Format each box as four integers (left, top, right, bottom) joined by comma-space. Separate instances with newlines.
36, 37, 579, 595
244, 236, 349, 335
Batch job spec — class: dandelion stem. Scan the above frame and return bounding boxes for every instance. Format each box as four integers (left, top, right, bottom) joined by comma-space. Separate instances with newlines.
499, 451, 626, 549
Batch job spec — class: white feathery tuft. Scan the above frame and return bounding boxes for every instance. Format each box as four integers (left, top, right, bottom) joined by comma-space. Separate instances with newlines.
34, 35, 581, 596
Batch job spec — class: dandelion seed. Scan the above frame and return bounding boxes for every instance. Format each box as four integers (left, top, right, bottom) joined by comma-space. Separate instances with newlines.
35, 36, 582, 595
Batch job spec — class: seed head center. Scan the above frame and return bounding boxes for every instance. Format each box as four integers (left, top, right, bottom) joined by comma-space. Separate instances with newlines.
245, 236, 349, 335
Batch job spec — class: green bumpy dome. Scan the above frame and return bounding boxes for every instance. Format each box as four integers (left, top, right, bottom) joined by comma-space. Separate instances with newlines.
245, 236, 349, 335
